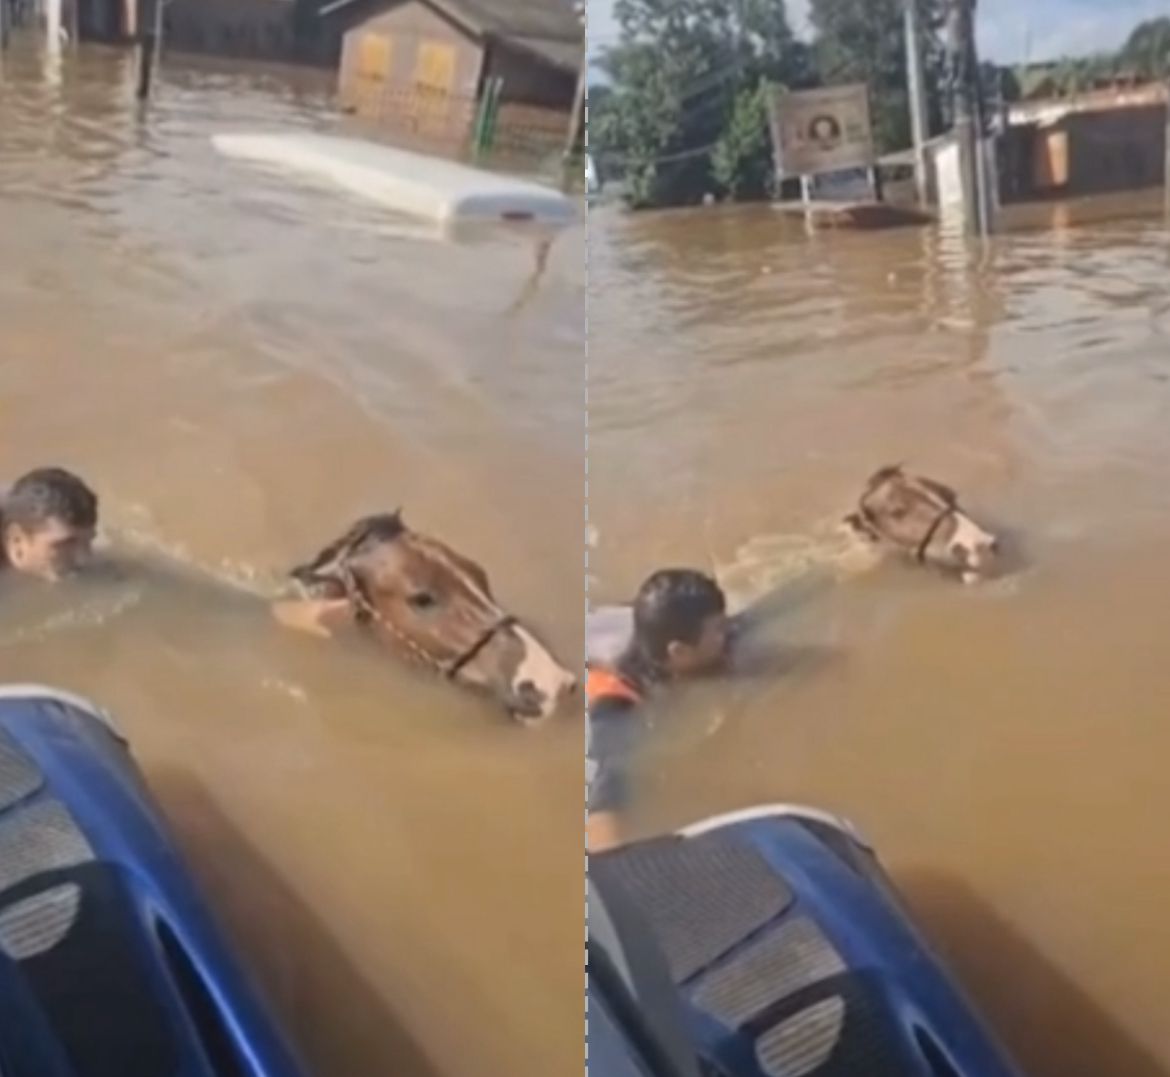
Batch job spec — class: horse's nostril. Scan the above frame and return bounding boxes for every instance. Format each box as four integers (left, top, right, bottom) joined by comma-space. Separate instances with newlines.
515, 679, 543, 706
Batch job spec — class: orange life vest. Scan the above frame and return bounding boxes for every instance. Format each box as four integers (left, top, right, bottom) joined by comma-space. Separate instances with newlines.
586, 667, 642, 707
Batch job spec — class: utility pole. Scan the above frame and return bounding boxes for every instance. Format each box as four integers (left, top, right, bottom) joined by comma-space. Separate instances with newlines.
45, 0, 62, 56
947, 0, 990, 236
136, 0, 163, 100
1163, 78, 1170, 218
561, 0, 586, 193
563, 58, 586, 192
903, 0, 931, 205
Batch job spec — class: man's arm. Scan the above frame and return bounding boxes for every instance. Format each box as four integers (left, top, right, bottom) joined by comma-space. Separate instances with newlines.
587, 711, 634, 853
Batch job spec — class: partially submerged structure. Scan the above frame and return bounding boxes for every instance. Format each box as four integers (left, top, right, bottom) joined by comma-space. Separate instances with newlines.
74, 0, 583, 139
997, 82, 1168, 203
77, 0, 341, 64
321, 0, 581, 151
870, 79, 1170, 234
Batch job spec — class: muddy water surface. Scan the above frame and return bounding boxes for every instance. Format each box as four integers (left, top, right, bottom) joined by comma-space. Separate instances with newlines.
589, 195, 1170, 1077
0, 40, 583, 1077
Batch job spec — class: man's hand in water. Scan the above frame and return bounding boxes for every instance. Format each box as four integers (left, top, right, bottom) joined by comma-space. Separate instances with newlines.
588, 810, 622, 854
271, 597, 353, 638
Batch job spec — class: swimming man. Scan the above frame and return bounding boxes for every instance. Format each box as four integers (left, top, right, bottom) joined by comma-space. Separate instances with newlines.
587, 569, 731, 853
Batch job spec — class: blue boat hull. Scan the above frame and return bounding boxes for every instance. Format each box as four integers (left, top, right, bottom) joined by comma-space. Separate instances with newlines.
590, 804, 1026, 1077
0, 684, 307, 1077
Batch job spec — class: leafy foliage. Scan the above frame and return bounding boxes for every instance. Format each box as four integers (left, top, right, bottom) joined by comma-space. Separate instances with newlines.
590, 0, 810, 207
711, 80, 774, 200
808, 0, 947, 154
1120, 17, 1170, 78
1010, 17, 1170, 101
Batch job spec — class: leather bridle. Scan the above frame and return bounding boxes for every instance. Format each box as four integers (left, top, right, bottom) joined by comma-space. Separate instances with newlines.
859, 500, 956, 563
914, 504, 957, 563
340, 566, 516, 681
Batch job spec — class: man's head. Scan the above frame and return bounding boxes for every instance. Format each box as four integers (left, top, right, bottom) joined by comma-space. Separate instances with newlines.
2, 468, 98, 581
631, 568, 729, 678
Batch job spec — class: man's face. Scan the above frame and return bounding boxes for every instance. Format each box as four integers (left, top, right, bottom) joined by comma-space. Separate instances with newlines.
665, 612, 730, 677
4, 518, 95, 581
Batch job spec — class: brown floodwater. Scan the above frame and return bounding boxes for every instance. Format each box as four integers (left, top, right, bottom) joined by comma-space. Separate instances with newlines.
0, 39, 583, 1077
589, 195, 1170, 1076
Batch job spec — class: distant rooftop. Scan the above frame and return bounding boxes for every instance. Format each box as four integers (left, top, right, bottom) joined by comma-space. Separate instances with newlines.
1009, 81, 1167, 126
319, 0, 582, 46
318, 0, 582, 72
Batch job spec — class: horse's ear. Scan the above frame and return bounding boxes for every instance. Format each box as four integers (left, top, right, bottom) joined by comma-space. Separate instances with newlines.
290, 513, 405, 583
290, 519, 370, 583
844, 512, 879, 541
867, 463, 905, 489
290, 538, 349, 585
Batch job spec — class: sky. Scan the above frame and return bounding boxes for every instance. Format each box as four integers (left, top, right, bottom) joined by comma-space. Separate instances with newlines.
588, 0, 1170, 68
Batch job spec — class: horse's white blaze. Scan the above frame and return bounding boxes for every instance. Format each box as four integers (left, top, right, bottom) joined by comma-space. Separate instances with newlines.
512, 624, 576, 716
950, 514, 997, 567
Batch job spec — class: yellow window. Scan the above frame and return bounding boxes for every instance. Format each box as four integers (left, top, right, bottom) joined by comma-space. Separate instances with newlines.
414, 40, 456, 94
357, 32, 392, 82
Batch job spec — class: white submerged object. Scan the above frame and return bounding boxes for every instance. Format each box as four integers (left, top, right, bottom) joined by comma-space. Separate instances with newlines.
45, 0, 63, 55
212, 132, 577, 226
586, 605, 634, 666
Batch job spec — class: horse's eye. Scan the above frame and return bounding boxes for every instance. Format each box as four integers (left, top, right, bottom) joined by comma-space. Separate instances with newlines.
407, 591, 437, 611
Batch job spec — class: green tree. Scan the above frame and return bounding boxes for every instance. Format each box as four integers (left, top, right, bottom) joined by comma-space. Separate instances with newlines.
980, 62, 1020, 107
590, 0, 808, 208
711, 80, 774, 200
1119, 17, 1170, 78
592, 36, 721, 207
809, 0, 947, 153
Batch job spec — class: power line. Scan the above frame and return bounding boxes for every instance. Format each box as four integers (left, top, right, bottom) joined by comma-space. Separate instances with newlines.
594, 135, 726, 168
591, 63, 747, 169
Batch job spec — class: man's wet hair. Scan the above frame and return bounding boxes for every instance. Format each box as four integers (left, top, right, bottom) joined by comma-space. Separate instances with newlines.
631, 568, 726, 663
3, 468, 98, 536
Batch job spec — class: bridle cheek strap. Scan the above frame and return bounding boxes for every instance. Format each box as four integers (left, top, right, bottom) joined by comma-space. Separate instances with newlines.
445, 615, 517, 681
340, 567, 515, 682
916, 506, 956, 563
859, 500, 956, 563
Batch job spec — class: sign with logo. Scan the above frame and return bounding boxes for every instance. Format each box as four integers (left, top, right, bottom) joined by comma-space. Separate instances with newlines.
766, 83, 875, 179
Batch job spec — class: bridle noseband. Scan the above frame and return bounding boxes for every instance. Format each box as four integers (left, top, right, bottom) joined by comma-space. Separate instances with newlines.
445, 614, 518, 681
340, 566, 516, 681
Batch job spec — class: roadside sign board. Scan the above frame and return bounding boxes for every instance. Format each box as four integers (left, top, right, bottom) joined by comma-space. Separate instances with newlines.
766, 83, 876, 180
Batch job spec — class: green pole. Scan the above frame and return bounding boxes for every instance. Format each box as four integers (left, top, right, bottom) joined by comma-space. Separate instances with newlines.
482, 77, 503, 152
471, 85, 490, 159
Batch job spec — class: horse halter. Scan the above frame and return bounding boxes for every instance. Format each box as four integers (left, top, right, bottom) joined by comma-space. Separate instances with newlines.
914, 504, 957, 563
858, 499, 956, 563
340, 565, 516, 681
